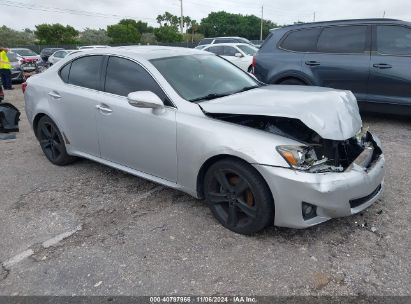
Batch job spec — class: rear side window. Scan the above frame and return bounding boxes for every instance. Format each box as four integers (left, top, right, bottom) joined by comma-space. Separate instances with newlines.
104, 56, 170, 105
68, 56, 103, 90
317, 26, 367, 53
59, 63, 71, 83
215, 38, 237, 43
280, 28, 322, 52
377, 25, 411, 55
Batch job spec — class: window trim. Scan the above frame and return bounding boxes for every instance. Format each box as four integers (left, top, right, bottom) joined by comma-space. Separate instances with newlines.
372, 24, 411, 57
278, 24, 372, 55
101, 54, 176, 109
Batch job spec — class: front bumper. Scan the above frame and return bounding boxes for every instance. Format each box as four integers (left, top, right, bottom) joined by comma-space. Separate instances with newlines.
254, 143, 385, 229
11, 69, 24, 82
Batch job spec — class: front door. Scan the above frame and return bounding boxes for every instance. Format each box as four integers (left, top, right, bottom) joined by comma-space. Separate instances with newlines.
96, 56, 178, 182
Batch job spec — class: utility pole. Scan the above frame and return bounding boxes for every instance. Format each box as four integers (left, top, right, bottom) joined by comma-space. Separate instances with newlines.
313, 11, 316, 22
179, 0, 184, 34
260, 5, 264, 40
383, 11, 386, 18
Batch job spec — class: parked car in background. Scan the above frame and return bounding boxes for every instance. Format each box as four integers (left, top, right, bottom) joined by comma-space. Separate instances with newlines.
40, 48, 64, 62
24, 46, 384, 234
78, 45, 110, 50
254, 18, 411, 115
48, 50, 78, 65
7, 52, 25, 83
10, 48, 42, 63
198, 37, 257, 48
0, 86, 3, 102
203, 43, 258, 72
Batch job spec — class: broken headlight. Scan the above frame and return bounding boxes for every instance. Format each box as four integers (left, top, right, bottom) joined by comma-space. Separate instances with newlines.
276, 145, 327, 171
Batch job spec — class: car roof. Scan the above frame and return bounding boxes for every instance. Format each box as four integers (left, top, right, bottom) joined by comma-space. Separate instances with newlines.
74, 45, 207, 60
274, 18, 410, 31
204, 43, 254, 47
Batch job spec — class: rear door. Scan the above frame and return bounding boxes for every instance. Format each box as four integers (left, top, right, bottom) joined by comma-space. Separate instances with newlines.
302, 25, 371, 101
368, 24, 411, 106
49, 55, 103, 157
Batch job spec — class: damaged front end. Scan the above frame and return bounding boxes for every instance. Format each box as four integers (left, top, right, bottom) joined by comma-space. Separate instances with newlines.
207, 114, 382, 173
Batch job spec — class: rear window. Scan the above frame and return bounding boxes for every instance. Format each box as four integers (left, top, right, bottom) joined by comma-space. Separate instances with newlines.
280, 28, 322, 52
198, 38, 213, 46
317, 26, 367, 53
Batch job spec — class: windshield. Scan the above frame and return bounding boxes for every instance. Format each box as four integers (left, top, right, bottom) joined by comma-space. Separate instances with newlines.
237, 45, 258, 56
14, 49, 37, 56
150, 54, 258, 102
7, 52, 19, 62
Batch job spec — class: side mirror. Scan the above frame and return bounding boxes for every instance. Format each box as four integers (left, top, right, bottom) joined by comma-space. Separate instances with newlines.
235, 53, 243, 58
127, 91, 165, 110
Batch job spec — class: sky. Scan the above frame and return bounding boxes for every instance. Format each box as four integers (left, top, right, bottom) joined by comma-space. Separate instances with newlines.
0, 0, 410, 31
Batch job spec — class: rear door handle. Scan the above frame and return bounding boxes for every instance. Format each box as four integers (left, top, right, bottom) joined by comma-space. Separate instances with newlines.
48, 91, 61, 99
96, 104, 113, 114
373, 63, 392, 69
305, 60, 321, 66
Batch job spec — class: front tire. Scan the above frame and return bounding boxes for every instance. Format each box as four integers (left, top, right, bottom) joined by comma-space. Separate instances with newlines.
36, 116, 75, 166
204, 159, 274, 235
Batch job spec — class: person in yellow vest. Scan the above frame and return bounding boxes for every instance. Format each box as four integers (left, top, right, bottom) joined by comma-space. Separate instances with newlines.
0, 47, 13, 90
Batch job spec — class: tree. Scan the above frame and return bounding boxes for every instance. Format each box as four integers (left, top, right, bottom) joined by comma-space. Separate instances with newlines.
107, 23, 141, 44
199, 11, 277, 40
79, 28, 110, 45
0, 26, 35, 46
140, 33, 157, 44
156, 12, 179, 29
34, 23, 78, 44
154, 25, 183, 43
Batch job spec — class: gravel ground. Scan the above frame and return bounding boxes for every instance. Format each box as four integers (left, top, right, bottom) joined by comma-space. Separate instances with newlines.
0, 85, 410, 296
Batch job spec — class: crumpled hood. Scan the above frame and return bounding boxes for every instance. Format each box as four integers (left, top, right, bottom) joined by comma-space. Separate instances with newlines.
201, 85, 362, 140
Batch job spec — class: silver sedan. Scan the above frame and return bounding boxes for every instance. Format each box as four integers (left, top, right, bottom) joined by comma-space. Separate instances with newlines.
24, 46, 385, 234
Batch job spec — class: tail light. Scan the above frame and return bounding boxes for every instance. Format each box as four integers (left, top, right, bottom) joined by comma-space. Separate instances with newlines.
22, 82, 27, 94
252, 55, 256, 68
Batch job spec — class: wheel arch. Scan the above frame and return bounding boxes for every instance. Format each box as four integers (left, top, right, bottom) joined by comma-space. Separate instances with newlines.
269, 71, 314, 85
33, 112, 47, 138
196, 154, 274, 203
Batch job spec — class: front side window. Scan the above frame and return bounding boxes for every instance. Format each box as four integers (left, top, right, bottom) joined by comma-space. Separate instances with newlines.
104, 56, 169, 105
207, 46, 224, 55
150, 54, 259, 102
317, 26, 368, 53
223, 46, 238, 56
377, 25, 411, 55
54, 51, 64, 58
68, 55, 103, 90
280, 28, 322, 52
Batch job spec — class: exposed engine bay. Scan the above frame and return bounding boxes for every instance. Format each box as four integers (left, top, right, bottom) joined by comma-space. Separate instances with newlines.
207, 113, 382, 173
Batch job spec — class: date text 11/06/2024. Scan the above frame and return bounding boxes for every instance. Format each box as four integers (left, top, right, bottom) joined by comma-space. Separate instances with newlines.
149, 296, 257, 303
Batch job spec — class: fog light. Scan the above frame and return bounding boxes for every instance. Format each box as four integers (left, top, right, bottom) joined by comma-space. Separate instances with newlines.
302, 202, 317, 220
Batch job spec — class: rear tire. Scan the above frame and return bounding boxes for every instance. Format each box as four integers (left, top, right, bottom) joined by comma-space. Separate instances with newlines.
204, 158, 274, 235
36, 116, 76, 166
279, 78, 306, 85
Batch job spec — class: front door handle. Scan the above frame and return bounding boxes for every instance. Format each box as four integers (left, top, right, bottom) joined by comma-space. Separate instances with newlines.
48, 91, 61, 99
305, 60, 321, 66
96, 104, 113, 114
373, 63, 392, 69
